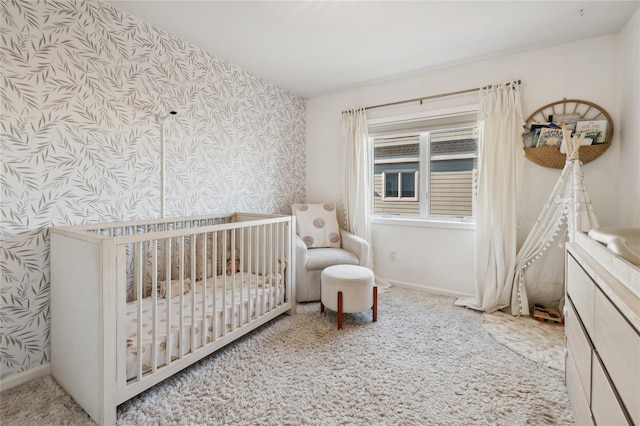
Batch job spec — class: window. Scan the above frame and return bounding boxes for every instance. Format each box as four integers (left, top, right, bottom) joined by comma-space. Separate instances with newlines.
374, 136, 420, 214
370, 109, 479, 220
382, 171, 418, 200
428, 127, 478, 217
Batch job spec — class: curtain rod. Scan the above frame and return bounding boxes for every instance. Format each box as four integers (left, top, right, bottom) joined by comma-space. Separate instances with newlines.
342, 79, 521, 114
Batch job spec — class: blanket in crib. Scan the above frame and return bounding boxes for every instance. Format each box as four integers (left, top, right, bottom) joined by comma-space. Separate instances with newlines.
125, 271, 283, 381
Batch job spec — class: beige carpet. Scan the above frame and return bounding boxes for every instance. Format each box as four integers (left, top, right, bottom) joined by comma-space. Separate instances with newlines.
482, 311, 565, 371
1, 287, 574, 425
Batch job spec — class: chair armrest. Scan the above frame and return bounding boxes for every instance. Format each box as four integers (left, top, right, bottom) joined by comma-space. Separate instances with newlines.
294, 235, 310, 300
295, 234, 308, 265
340, 229, 370, 268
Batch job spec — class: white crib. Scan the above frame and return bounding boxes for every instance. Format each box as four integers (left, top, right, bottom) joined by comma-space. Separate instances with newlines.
50, 213, 295, 425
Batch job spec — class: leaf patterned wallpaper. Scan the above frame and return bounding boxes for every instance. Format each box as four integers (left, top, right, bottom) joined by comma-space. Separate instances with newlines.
0, 0, 306, 379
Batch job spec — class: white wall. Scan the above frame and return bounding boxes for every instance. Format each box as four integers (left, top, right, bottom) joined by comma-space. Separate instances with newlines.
371, 221, 475, 297
618, 7, 640, 227
306, 34, 625, 296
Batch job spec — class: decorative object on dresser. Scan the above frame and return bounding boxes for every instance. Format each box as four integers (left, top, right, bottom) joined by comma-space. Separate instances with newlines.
50, 213, 295, 425
523, 99, 613, 169
588, 227, 640, 266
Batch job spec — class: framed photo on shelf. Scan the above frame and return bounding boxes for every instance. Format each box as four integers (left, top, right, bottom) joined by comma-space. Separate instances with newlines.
575, 120, 608, 144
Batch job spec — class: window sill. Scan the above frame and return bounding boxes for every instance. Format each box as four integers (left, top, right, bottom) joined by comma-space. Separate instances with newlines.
370, 215, 476, 231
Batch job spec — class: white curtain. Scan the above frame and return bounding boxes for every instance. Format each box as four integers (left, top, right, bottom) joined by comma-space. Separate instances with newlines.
455, 83, 524, 312
342, 108, 372, 266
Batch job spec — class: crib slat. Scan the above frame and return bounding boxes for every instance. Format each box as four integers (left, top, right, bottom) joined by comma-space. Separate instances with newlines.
165, 237, 172, 368
254, 225, 260, 317
151, 240, 158, 374
273, 223, 277, 305
136, 242, 143, 381
267, 223, 271, 312
261, 224, 266, 316
279, 222, 284, 303
279, 222, 284, 304
179, 235, 185, 360
262, 224, 267, 315
281, 221, 286, 304
269, 224, 273, 309
190, 233, 196, 354
248, 226, 253, 321
200, 233, 207, 349
231, 229, 236, 333
222, 230, 227, 337
262, 224, 266, 312
116, 245, 127, 393
272, 223, 277, 309
212, 231, 218, 342
239, 227, 245, 325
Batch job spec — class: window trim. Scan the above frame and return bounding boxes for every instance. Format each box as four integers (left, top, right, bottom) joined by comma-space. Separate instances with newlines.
367, 105, 479, 130
371, 215, 476, 231
369, 105, 479, 225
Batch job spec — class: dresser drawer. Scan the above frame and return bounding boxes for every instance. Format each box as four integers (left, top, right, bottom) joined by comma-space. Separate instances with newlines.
591, 355, 631, 425
567, 255, 595, 340
566, 349, 594, 426
594, 289, 640, 425
565, 300, 593, 404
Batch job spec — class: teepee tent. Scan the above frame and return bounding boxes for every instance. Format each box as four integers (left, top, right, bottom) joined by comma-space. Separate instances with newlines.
508, 129, 599, 316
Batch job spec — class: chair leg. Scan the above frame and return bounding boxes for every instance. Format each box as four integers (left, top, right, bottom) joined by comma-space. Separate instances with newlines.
337, 291, 343, 330
372, 286, 378, 323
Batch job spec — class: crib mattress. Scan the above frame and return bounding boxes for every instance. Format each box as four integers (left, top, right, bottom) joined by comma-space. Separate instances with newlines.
125, 272, 283, 381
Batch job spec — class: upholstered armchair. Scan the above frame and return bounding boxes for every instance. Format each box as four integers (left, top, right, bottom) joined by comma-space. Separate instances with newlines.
293, 203, 370, 302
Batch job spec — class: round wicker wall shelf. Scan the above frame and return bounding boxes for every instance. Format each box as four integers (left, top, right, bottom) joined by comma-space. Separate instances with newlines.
523, 99, 613, 169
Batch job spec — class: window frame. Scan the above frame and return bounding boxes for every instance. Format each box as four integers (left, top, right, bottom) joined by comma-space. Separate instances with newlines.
369, 105, 479, 225
381, 170, 419, 201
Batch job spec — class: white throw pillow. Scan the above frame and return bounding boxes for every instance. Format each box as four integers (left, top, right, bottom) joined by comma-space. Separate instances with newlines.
293, 202, 341, 248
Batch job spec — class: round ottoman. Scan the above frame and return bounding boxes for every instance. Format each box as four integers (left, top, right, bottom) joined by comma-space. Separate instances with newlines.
320, 264, 377, 330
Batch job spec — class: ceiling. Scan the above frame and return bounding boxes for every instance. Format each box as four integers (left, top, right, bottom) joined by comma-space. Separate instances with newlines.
106, 1, 639, 99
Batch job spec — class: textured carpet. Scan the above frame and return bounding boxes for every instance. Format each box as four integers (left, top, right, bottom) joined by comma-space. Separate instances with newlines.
482, 311, 565, 372
1, 287, 574, 425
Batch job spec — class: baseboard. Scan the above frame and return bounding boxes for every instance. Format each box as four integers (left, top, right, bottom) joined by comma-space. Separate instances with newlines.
0, 363, 50, 392
382, 277, 473, 299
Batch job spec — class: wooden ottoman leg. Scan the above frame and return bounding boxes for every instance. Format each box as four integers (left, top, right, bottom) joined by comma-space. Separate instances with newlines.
372, 286, 378, 323
320, 301, 324, 314
337, 291, 343, 330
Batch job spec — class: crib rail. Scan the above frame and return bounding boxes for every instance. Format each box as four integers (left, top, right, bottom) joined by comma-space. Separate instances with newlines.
52, 212, 283, 239
50, 213, 294, 424
115, 214, 293, 397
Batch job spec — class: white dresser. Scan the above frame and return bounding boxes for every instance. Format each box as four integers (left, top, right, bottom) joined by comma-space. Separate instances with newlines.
565, 233, 640, 425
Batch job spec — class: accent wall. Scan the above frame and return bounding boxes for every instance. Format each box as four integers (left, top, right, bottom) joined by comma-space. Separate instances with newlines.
0, 0, 306, 380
